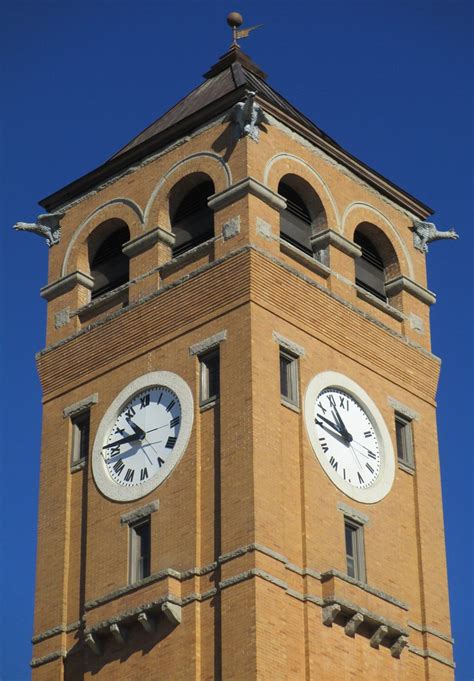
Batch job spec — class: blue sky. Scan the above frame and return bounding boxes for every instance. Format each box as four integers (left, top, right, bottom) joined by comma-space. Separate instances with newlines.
1, 1, 472, 679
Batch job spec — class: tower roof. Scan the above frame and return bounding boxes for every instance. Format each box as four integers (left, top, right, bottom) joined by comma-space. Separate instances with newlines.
40, 46, 432, 218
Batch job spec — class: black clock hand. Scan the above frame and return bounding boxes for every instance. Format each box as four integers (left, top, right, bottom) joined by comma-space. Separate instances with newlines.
331, 406, 352, 441
315, 418, 351, 446
126, 417, 146, 439
103, 433, 142, 448
315, 413, 344, 434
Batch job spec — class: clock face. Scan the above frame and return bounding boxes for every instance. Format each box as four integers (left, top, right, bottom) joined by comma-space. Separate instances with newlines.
313, 387, 381, 489
304, 372, 394, 504
92, 372, 194, 502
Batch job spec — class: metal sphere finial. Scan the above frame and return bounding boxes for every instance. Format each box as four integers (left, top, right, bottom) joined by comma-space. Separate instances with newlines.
227, 12, 243, 29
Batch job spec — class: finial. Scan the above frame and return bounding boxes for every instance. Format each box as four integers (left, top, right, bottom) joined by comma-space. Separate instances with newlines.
227, 12, 262, 47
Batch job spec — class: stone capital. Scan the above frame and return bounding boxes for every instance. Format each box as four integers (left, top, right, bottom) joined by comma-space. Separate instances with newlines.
208, 177, 286, 212
310, 229, 362, 259
40, 270, 94, 301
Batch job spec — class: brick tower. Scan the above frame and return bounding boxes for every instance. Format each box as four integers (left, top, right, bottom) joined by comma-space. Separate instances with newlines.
30, 41, 454, 680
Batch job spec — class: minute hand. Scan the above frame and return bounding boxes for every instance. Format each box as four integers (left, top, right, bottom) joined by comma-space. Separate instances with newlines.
315, 413, 343, 433
103, 433, 141, 449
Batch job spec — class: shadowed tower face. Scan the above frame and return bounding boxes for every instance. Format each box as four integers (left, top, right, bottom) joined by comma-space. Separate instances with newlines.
30, 32, 453, 681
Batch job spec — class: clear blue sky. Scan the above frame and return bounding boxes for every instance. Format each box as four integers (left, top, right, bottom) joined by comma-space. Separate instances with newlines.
1, 1, 472, 679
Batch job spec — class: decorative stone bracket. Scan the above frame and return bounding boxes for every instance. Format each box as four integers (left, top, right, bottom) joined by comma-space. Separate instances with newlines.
322, 597, 408, 658
83, 599, 182, 655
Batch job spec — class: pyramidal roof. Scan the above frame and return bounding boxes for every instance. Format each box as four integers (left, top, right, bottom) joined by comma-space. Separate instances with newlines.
40, 46, 431, 217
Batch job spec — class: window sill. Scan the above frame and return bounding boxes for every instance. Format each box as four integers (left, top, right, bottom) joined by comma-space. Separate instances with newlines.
78, 286, 129, 321
71, 459, 86, 473
281, 398, 300, 413
355, 286, 404, 321
161, 237, 216, 276
398, 460, 415, 475
200, 398, 218, 412
280, 240, 330, 279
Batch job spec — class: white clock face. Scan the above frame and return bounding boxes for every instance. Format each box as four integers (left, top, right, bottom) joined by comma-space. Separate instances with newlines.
104, 386, 182, 488
304, 372, 395, 504
313, 387, 381, 489
92, 372, 194, 502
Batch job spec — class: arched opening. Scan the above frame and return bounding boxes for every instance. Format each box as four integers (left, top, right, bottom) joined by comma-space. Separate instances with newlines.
278, 174, 327, 256
169, 173, 215, 257
354, 223, 399, 302
88, 220, 130, 299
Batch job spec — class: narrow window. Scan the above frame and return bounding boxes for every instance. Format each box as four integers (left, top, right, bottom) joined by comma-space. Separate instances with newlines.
344, 519, 366, 582
90, 225, 130, 299
354, 231, 386, 301
171, 179, 215, 257
279, 181, 313, 255
129, 518, 151, 583
71, 411, 90, 464
395, 413, 414, 467
200, 349, 220, 406
280, 349, 299, 407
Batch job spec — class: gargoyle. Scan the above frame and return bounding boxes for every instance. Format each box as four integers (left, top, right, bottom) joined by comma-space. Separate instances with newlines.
13, 212, 62, 247
229, 90, 269, 142
412, 220, 459, 252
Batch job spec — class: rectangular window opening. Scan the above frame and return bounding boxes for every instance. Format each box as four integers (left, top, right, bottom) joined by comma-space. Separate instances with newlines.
395, 413, 414, 467
280, 349, 299, 407
129, 518, 151, 583
71, 411, 90, 464
200, 349, 220, 406
344, 518, 365, 582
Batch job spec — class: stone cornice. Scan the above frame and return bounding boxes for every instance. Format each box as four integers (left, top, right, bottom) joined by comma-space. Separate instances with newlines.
385, 275, 436, 306
122, 226, 175, 257
40, 270, 94, 301
310, 228, 362, 259
208, 176, 286, 212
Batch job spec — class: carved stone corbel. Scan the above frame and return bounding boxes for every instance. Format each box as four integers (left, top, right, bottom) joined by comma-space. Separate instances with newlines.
322, 604, 341, 627
162, 601, 182, 625
84, 633, 101, 655
390, 634, 408, 658
370, 624, 388, 649
344, 612, 364, 637
138, 611, 155, 633
109, 623, 126, 645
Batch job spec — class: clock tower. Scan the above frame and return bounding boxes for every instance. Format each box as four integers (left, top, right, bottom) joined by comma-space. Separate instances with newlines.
29, 29, 454, 681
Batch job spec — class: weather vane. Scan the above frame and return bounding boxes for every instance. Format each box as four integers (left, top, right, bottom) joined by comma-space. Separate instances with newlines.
227, 12, 263, 47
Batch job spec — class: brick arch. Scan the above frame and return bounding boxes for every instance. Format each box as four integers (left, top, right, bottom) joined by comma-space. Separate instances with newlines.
263, 153, 340, 231
145, 152, 232, 230
342, 202, 414, 279
61, 199, 143, 277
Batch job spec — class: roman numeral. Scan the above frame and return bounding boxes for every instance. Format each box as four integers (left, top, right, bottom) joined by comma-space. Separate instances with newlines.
157, 392, 163, 404
319, 437, 329, 453
364, 431, 372, 438
108, 445, 120, 457
317, 401, 327, 415
166, 436, 177, 449
170, 416, 180, 428
328, 395, 336, 408
125, 406, 136, 419
367, 450, 377, 459
339, 396, 349, 410
357, 472, 364, 485
329, 456, 338, 471
116, 428, 126, 437
366, 463, 374, 474
157, 457, 165, 467
140, 467, 149, 481
113, 459, 125, 475
343, 468, 346, 480
140, 394, 150, 409
166, 399, 176, 413
124, 468, 134, 483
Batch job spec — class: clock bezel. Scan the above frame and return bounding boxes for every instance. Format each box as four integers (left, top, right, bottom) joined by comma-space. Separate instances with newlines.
92, 371, 194, 502
304, 371, 395, 503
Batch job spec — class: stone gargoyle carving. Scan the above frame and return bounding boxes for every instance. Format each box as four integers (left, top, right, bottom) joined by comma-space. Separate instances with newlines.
13, 212, 62, 247
228, 90, 269, 142
412, 220, 459, 252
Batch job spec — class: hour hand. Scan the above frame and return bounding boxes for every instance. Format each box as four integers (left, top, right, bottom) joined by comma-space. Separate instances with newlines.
126, 417, 146, 439
331, 407, 352, 440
